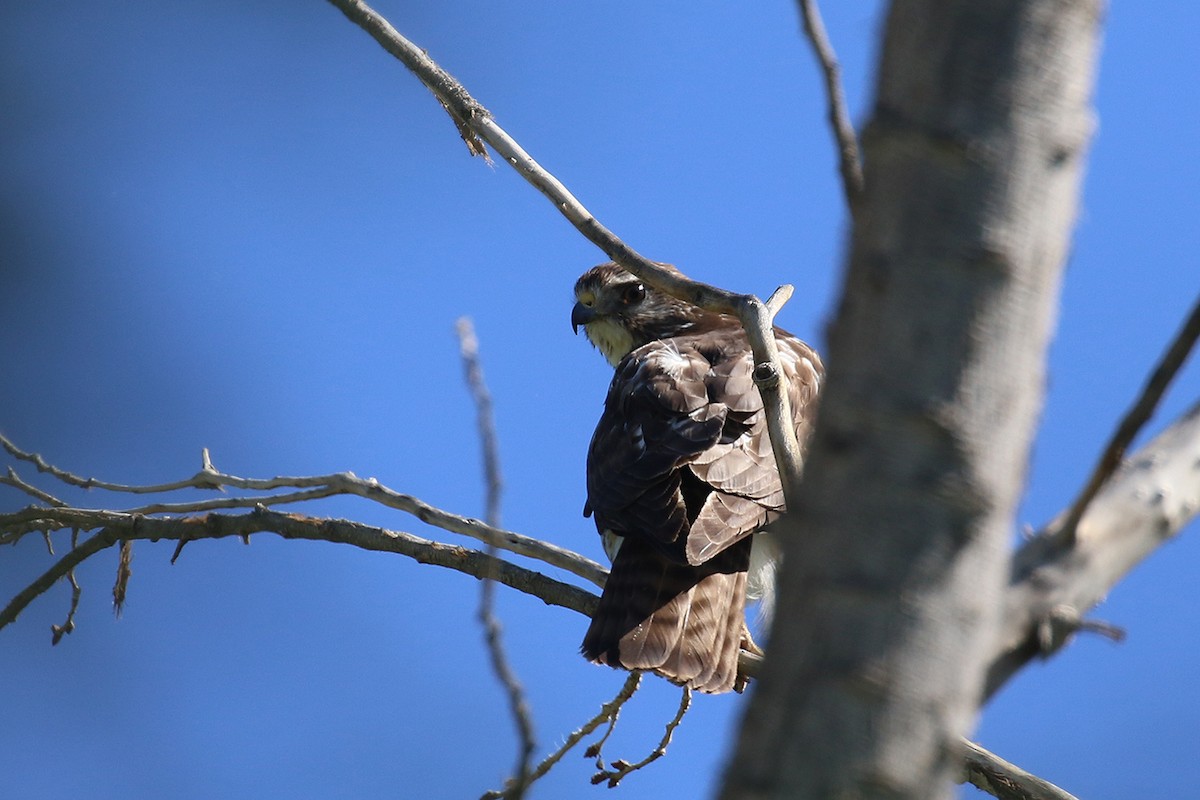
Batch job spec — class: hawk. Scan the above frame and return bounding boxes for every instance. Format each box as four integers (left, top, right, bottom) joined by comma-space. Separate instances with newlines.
572, 262, 823, 694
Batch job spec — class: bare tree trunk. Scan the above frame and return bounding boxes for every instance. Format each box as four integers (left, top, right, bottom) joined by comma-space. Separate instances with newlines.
719, 1, 1102, 798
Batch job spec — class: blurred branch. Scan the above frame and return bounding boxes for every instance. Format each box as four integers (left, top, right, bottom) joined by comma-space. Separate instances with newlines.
456, 317, 535, 800
0, 506, 599, 634
457, 318, 505, 529
1051, 291, 1200, 546
796, 0, 863, 211
324, 0, 806, 512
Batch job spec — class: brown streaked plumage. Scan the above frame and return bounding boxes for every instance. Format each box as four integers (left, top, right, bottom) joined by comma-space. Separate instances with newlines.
572, 262, 823, 693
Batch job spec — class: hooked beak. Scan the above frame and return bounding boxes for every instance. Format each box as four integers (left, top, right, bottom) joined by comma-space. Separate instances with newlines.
571, 301, 597, 334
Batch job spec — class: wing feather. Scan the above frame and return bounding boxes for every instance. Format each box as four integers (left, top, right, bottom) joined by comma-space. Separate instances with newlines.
582, 320, 823, 693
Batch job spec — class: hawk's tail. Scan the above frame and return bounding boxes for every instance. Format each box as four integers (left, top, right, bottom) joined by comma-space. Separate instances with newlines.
581, 535, 751, 694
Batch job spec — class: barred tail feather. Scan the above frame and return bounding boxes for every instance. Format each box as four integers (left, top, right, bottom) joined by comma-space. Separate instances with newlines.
581, 535, 751, 694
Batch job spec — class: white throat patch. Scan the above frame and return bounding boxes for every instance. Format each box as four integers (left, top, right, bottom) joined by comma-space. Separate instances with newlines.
584, 318, 636, 367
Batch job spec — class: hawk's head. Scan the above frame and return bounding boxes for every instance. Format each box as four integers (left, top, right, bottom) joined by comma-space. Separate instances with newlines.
572, 262, 707, 366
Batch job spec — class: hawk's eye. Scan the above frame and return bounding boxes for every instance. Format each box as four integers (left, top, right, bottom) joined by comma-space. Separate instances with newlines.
621, 283, 646, 306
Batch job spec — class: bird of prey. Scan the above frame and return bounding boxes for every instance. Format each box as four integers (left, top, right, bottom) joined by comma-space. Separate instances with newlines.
571, 262, 823, 693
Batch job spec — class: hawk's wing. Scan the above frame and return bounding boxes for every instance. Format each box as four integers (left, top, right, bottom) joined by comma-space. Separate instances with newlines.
582, 325, 821, 693
586, 327, 821, 566
585, 336, 725, 559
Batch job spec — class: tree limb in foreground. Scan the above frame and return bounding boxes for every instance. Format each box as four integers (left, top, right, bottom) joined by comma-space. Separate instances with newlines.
721, 0, 1102, 795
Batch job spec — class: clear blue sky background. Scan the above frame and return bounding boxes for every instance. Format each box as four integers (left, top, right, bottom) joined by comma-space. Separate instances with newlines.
2, 2, 1198, 799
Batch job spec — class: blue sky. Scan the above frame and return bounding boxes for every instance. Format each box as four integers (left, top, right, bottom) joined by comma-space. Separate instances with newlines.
2, 2, 1198, 799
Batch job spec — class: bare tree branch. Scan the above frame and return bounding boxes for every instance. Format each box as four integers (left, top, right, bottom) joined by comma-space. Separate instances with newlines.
796, 0, 864, 211
960, 739, 1080, 800
0, 506, 599, 633
323, 0, 806, 512
2, 525, 116, 634
987, 397, 1200, 699
2, 465, 67, 506
1052, 291, 1200, 546
1, 433, 225, 495
456, 317, 535, 799
0, 439, 606, 589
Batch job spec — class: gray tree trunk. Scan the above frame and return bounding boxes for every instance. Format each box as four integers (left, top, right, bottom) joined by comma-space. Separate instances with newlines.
719, 1, 1102, 798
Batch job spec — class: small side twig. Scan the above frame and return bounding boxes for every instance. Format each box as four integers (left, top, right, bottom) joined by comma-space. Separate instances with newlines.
2, 466, 67, 507
0, 527, 120, 632
51, 528, 83, 645
796, 0, 864, 211
457, 318, 536, 799
590, 685, 692, 788
0, 433, 223, 495
1053, 291, 1200, 545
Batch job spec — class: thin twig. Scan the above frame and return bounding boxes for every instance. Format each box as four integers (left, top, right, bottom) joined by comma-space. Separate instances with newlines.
481, 672, 643, 800
1053, 291, 1200, 545
0, 527, 120, 632
121, 486, 344, 515
960, 739, 1080, 800
797, 0, 864, 211
50, 529, 82, 645
457, 318, 536, 799
591, 686, 692, 788
0, 434, 223, 494
324, 0, 805, 514
2, 466, 67, 507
